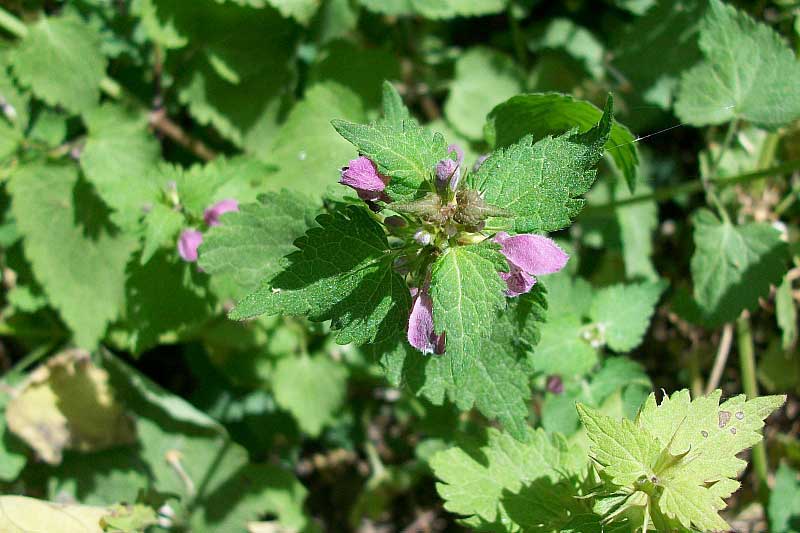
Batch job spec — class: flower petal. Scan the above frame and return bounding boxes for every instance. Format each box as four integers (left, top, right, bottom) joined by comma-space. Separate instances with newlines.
340, 156, 387, 201
203, 198, 239, 227
178, 229, 203, 262
494, 232, 568, 276
407, 286, 445, 355
499, 264, 536, 297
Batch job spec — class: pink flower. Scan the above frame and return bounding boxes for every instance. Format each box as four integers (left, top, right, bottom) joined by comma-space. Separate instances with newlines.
340, 156, 389, 201
435, 144, 464, 192
204, 198, 239, 226
407, 285, 445, 355
178, 229, 203, 262
493, 231, 568, 297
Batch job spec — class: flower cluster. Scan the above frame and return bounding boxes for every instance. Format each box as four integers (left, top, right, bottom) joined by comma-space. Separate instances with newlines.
177, 198, 239, 262
339, 147, 567, 355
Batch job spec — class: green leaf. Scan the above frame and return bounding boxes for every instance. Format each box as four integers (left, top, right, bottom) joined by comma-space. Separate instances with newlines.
429, 243, 507, 382
100, 352, 310, 532
100, 504, 158, 532
80, 104, 162, 231
8, 161, 135, 348
381, 81, 412, 126
154, 0, 297, 151
473, 96, 613, 233
532, 314, 597, 378
122, 252, 212, 354
530, 18, 605, 80
140, 204, 185, 265
580, 389, 786, 532
265, 0, 320, 24
691, 209, 788, 325
576, 402, 662, 487
231, 206, 411, 346
611, 0, 705, 111
769, 463, 800, 533
272, 353, 348, 436
487, 93, 638, 192
308, 42, 401, 110
431, 427, 584, 531
199, 190, 316, 290
10, 16, 106, 113
266, 82, 366, 196
332, 113, 449, 202
589, 280, 666, 352
675, 0, 800, 128
444, 47, 523, 141
358, 0, 507, 18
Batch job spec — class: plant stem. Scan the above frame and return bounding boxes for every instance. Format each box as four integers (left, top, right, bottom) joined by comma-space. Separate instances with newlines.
703, 121, 738, 224
0, 6, 27, 38
736, 313, 770, 499
705, 323, 733, 394
586, 159, 800, 212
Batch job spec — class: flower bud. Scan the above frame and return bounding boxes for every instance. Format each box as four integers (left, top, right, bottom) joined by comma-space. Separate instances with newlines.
435, 158, 461, 192
178, 229, 203, 262
414, 229, 432, 246
204, 198, 239, 226
546, 375, 564, 394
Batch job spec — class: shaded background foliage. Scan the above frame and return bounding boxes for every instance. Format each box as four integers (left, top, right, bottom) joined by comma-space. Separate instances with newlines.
0, 0, 798, 531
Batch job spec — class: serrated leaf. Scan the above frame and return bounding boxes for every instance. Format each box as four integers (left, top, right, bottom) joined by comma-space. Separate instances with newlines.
769, 464, 800, 533
577, 403, 662, 487
10, 16, 106, 113
589, 280, 666, 352
444, 47, 522, 141
331, 116, 448, 202
140, 204, 185, 265
267, 82, 366, 195
691, 209, 788, 325
429, 244, 507, 382
5, 350, 135, 465
199, 190, 316, 290
231, 206, 410, 346
431, 427, 584, 531
580, 389, 785, 532
381, 81, 412, 126
272, 353, 348, 436
473, 96, 613, 233
80, 104, 162, 231
8, 161, 135, 348
675, 0, 800, 128
487, 93, 638, 193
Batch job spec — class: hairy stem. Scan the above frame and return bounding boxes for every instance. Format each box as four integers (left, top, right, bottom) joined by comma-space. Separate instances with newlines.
736, 313, 769, 498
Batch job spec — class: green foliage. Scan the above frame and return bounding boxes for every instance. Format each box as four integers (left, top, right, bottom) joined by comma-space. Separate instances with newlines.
8, 161, 135, 348
232, 206, 411, 346
589, 280, 666, 352
10, 16, 106, 113
580, 389, 785, 532
487, 93, 639, 191
675, 0, 800, 128
473, 96, 612, 233
691, 208, 789, 325
770, 464, 800, 533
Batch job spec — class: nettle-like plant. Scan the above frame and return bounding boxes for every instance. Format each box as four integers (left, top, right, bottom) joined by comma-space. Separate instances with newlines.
224, 82, 614, 438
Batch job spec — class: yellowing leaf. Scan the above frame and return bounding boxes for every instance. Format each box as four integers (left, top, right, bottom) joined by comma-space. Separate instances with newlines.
0, 496, 108, 533
6, 350, 135, 465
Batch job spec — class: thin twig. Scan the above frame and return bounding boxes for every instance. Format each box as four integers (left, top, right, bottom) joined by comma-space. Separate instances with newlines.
705, 323, 734, 394
149, 109, 217, 161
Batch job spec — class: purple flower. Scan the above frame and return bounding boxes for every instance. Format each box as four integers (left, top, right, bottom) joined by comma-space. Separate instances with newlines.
340, 156, 389, 201
204, 198, 239, 227
407, 285, 445, 355
546, 375, 564, 394
493, 231, 568, 297
178, 229, 203, 262
435, 144, 465, 192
